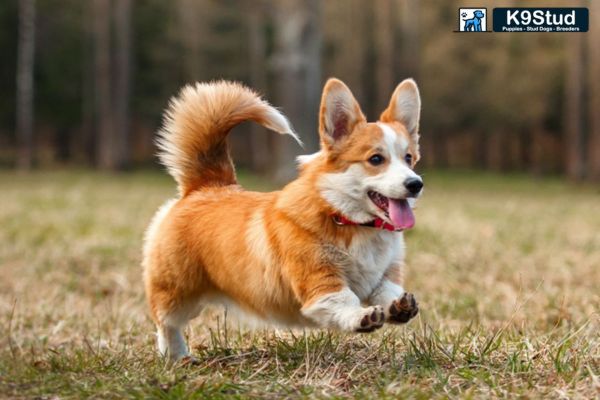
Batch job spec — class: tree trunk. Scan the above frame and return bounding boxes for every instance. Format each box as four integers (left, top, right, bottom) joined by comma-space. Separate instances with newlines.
564, 33, 585, 181
432, 131, 449, 168
113, 0, 132, 170
374, 0, 394, 113
530, 125, 544, 176
271, 0, 322, 183
398, 0, 420, 80
247, 1, 270, 173
177, 0, 203, 81
587, 2, 600, 181
93, 0, 113, 170
81, 0, 95, 164
475, 131, 487, 169
322, 0, 368, 102
16, 0, 36, 170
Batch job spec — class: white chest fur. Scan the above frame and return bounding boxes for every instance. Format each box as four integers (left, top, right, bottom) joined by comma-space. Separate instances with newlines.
341, 231, 404, 300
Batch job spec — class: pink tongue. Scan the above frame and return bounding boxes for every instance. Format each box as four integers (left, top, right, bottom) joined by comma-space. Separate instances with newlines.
388, 199, 415, 230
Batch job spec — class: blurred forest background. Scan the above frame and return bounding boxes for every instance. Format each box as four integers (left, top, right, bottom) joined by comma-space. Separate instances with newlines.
2, 0, 599, 181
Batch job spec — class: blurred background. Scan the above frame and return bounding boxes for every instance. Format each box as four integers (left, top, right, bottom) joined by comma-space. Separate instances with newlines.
1, 0, 599, 182
1, 2, 600, 396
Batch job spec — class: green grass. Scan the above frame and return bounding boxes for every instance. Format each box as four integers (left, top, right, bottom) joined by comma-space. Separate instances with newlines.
0, 169, 599, 399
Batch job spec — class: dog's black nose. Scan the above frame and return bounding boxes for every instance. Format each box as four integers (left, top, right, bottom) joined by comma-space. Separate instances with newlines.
404, 178, 423, 195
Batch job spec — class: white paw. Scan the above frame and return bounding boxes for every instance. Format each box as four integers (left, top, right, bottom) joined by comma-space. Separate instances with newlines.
354, 305, 385, 332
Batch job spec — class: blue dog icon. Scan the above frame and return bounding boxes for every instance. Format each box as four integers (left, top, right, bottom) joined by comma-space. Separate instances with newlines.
463, 10, 485, 31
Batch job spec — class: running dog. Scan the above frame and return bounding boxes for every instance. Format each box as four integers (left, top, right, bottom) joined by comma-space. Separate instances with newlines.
143, 78, 423, 363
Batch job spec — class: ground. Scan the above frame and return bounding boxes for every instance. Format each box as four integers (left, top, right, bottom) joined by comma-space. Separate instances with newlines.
0, 170, 598, 399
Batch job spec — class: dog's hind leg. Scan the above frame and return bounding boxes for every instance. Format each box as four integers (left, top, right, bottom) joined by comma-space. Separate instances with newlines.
149, 291, 204, 363
157, 319, 188, 362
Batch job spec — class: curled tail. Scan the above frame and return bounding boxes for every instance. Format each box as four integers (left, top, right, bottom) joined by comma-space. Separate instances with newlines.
157, 80, 301, 196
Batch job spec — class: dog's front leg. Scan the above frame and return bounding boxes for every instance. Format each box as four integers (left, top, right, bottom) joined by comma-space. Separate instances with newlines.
290, 252, 384, 332
369, 264, 419, 324
301, 287, 385, 332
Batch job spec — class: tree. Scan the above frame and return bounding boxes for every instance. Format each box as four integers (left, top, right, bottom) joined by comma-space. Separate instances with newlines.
91, 0, 132, 170
374, 0, 394, 113
113, 0, 132, 169
81, 0, 95, 163
322, 0, 369, 105
564, 33, 585, 181
271, 0, 322, 182
588, 1, 600, 181
246, 0, 270, 173
93, 0, 113, 170
397, 0, 420, 80
16, 0, 36, 170
177, 0, 203, 81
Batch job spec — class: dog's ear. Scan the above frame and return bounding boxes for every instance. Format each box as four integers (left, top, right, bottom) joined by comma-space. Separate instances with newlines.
319, 78, 366, 149
380, 79, 421, 139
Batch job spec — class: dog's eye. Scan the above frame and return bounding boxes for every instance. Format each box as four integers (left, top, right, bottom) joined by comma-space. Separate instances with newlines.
368, 154, 385, 166
404, 154, 413, 164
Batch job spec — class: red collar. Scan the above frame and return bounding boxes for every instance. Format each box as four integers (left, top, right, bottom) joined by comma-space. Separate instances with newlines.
331, 213, 401, 232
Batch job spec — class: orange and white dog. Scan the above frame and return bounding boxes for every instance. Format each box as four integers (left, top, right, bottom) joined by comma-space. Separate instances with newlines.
143, 78, 423, 362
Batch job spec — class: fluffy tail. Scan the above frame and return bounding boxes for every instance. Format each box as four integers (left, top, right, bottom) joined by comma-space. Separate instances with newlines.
157, 81, 301, 196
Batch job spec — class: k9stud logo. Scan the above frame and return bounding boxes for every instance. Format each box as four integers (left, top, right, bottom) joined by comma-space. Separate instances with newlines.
493, 8, 589, 32
457, 8, 488, 32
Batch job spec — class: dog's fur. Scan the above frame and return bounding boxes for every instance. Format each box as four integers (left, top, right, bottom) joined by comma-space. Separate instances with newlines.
143, 78, 423, 362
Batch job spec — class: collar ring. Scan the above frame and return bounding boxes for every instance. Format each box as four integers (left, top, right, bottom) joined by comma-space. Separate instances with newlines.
332, 215, 344, 225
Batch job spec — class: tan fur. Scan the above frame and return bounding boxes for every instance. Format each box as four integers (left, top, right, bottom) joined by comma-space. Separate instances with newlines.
144, 78, 422, 361
156, 81, 300, 196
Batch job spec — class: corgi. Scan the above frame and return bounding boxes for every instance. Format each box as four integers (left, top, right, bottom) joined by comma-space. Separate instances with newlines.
143, 78, 423, 363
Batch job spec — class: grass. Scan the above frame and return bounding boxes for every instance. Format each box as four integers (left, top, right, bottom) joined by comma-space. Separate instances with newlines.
0, 169, 599, 399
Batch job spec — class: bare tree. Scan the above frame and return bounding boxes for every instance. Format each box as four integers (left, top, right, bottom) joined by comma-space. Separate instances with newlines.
564, 33, 585, 181
271, 0, 322, 182
177, 0, 203, 81
93, 0, 114, 169
323, 0, 368, 104
16, 0, 36, 170
398, 0, 420, 80
113, 0, 132, 169
81, 0, 95, 164
247, 1, 270, 173
374, 0, 394, 113
588, 2, 600, 181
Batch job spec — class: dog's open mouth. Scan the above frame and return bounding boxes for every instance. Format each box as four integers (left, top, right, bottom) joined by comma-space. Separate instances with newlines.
368, 191, 415, 230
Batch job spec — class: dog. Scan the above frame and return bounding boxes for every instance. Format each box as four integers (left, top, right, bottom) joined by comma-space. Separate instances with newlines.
463, 10, 485, 31
143, 78, 423, 363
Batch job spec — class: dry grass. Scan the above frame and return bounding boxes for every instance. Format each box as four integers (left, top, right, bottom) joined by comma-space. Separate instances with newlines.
0, 170, 599, 399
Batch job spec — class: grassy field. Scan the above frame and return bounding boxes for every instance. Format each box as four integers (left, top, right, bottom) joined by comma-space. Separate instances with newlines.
0, 170, 599, 399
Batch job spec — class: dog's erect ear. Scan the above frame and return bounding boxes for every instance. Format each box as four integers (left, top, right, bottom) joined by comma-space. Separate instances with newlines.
319, 78, 366, 148
380, 79, 421, 139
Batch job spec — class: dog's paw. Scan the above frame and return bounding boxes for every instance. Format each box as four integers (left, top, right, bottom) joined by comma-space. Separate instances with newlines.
388, 292, 419, 324
176, 355, 201, 367
355, 305, 385, 333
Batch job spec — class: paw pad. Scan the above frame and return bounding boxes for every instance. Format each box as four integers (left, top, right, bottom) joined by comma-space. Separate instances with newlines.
356, 305, 385, 333
389, 292, 419, 324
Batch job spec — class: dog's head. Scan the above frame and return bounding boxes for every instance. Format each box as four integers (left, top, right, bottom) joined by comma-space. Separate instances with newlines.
473, 10, 484, 18
299, 78, 423, 231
